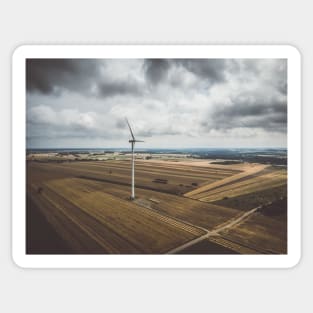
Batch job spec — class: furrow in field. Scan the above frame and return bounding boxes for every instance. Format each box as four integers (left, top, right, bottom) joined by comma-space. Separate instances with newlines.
63, 161, 233, 180
199, 180, 286, 202
43, 179, 203, 253
40, 186, 142, 253
194, 171, 286, 199
184, 164, 268, 198
29, 185, 109, 253
125, 159, 239, 173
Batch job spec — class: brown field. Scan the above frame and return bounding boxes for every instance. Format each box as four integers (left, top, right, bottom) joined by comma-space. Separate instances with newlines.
219, 211, 287, 254
29, 181, 204, 254
213, 184, 287, 211
28, 160, 238, 195
185, 165, 287, 203
26, 158, 287, 254
184, 163, 268, 197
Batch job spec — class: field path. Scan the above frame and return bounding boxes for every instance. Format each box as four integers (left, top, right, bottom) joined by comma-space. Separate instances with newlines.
166, 205, 261, 254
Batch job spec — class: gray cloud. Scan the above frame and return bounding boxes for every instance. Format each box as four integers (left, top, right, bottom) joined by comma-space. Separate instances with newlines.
26, 58, 288, 148
96, 80, 142, 97
144, 59, 171, 84
229, 59, 287, 95
143, 59, 227, 87
175, 59, 226, 83
26, 59, 101, 95
202, 93, 287, 133
26, 59, 143, 98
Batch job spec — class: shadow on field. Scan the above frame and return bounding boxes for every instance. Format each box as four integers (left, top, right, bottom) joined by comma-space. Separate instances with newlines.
26, 196, 74, 254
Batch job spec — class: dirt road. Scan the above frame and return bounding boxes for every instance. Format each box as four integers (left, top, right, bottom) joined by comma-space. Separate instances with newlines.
166, 205, 261, 254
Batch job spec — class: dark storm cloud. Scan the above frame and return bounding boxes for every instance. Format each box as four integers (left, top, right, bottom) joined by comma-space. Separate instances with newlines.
26, 59, 101, 94
175, 59, 227, 82
27, 58, 230, 99
26, 58, 287, 148
26, 59, 142, 98
220, 95, 287, 117
144, 59, 171, 84
143, 59, 227, 86
96, 79, 142, 97
203, 94, 287, 133
197, 59, 288, 134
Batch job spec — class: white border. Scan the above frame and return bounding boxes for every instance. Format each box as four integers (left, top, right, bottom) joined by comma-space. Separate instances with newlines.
12, 45, 301, 268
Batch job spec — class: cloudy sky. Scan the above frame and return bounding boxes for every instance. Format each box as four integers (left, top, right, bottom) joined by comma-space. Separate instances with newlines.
26, 58, 287, 149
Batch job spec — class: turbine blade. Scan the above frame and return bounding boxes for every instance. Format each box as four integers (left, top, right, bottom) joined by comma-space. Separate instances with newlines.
135, 140, 144, 142
125, 118, 135, 140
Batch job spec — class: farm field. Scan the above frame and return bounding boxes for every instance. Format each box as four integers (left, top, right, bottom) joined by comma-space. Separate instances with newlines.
219, 211, 287, 254
28, 159, 238, 196
48, 176, 242, 230
28, 181, 206, 254
184, 163, 268, 198
185, 165, 287, 204
26, 158, 288, 254
213, 184, 287, 211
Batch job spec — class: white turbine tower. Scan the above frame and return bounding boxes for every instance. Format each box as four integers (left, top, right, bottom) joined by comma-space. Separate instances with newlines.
126, 118, 144, 200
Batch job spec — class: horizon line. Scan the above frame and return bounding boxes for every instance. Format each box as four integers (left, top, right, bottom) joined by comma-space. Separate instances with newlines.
26, 146, 288, 150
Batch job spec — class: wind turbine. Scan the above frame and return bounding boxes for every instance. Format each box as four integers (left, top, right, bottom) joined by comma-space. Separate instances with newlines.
126, 118, 144, 200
